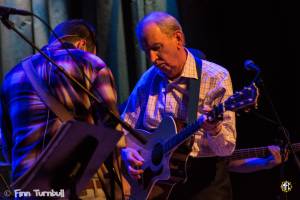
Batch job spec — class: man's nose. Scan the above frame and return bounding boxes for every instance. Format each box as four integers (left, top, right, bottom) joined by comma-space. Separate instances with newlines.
149, 51, 158, 63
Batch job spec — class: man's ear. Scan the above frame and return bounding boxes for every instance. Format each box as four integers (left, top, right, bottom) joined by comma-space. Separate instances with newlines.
74, 39, 87, 50
174, 30, 185, 47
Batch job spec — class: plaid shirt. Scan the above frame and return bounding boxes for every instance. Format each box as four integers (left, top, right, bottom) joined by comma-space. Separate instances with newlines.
122, 50, 236, 157
0, 43, 118, 180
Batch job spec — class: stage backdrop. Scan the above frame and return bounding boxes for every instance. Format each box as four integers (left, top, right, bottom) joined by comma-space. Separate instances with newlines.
0, 0, 178, 103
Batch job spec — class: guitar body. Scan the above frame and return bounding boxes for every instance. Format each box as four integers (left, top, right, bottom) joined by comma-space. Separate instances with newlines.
126, 116, 191, 200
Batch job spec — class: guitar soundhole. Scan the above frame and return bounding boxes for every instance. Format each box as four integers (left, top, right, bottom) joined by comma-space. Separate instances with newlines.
152, 143, 164, 166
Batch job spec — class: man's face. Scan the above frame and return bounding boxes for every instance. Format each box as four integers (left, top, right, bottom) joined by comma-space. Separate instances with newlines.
141, 23, 184, 79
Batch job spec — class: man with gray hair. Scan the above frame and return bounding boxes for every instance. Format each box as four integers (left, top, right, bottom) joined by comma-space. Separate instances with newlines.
121, 11, 236, 199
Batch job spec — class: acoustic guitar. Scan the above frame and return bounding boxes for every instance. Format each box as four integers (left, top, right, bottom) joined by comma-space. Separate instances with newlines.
126, 83, 259, 200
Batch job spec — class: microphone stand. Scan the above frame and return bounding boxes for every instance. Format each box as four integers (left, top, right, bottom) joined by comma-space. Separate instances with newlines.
247, 61, 300, 200
0, 14, 147, 145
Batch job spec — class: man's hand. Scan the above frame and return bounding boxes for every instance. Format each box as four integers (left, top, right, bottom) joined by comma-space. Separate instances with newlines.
202, 105, 222, 136
121, 147, 144, 179
265, 145, 288, 169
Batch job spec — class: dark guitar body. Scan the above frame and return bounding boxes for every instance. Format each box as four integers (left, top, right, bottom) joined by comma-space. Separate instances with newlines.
126, 116, 193, 200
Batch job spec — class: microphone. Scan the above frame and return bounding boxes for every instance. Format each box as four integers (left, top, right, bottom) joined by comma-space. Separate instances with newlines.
0, 5, 33, 16
244, 59, 261, 72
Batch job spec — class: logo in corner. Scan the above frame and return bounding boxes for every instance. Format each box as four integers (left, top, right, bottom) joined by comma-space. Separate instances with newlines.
280, 180, 292, 193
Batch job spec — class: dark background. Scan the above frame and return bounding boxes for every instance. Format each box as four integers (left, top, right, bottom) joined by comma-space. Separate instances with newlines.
177, 0, 298, 199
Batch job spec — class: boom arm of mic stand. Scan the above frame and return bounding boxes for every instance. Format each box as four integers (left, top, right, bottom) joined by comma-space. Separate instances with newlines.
249, 63, 300, 172
252, 68, 261, 85
0, 15, 147, 145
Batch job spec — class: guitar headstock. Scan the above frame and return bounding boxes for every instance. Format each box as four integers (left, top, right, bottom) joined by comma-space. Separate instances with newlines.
224, 83, 259, 112
207, 83, 259, 122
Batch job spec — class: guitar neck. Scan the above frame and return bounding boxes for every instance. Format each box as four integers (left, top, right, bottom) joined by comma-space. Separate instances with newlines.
227, 143, 300, 160
163, 83, 259, 154
163, 115, 207, 154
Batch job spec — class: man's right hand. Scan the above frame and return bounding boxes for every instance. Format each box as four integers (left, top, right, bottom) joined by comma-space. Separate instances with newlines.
121, 147, 144, 179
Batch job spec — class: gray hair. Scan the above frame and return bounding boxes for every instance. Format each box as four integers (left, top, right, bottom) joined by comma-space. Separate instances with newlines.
136, 11, 184, 48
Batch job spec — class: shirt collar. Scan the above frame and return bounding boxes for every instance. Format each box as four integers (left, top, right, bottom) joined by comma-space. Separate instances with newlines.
41, 41, 77, 52
180, 49, 198, 80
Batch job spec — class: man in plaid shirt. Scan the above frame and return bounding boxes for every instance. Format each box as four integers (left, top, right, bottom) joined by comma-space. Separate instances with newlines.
121, 11, 236, 199
0, 19, 124, 199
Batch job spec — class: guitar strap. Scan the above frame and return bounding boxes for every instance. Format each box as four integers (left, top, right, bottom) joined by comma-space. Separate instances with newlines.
22, 56, 74, 122
185, 55, 202, 148
187, 56, 202, 124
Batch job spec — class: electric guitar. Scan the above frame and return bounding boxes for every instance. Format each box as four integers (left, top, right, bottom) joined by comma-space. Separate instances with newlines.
126, 83, 259, 200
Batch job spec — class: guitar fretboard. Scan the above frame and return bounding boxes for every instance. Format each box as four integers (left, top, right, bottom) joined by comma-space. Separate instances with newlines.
164, 116, 206, 154
227, 143, 300, 160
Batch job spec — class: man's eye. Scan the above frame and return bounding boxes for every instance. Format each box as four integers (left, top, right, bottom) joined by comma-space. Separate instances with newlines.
152, 45, 161, 51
